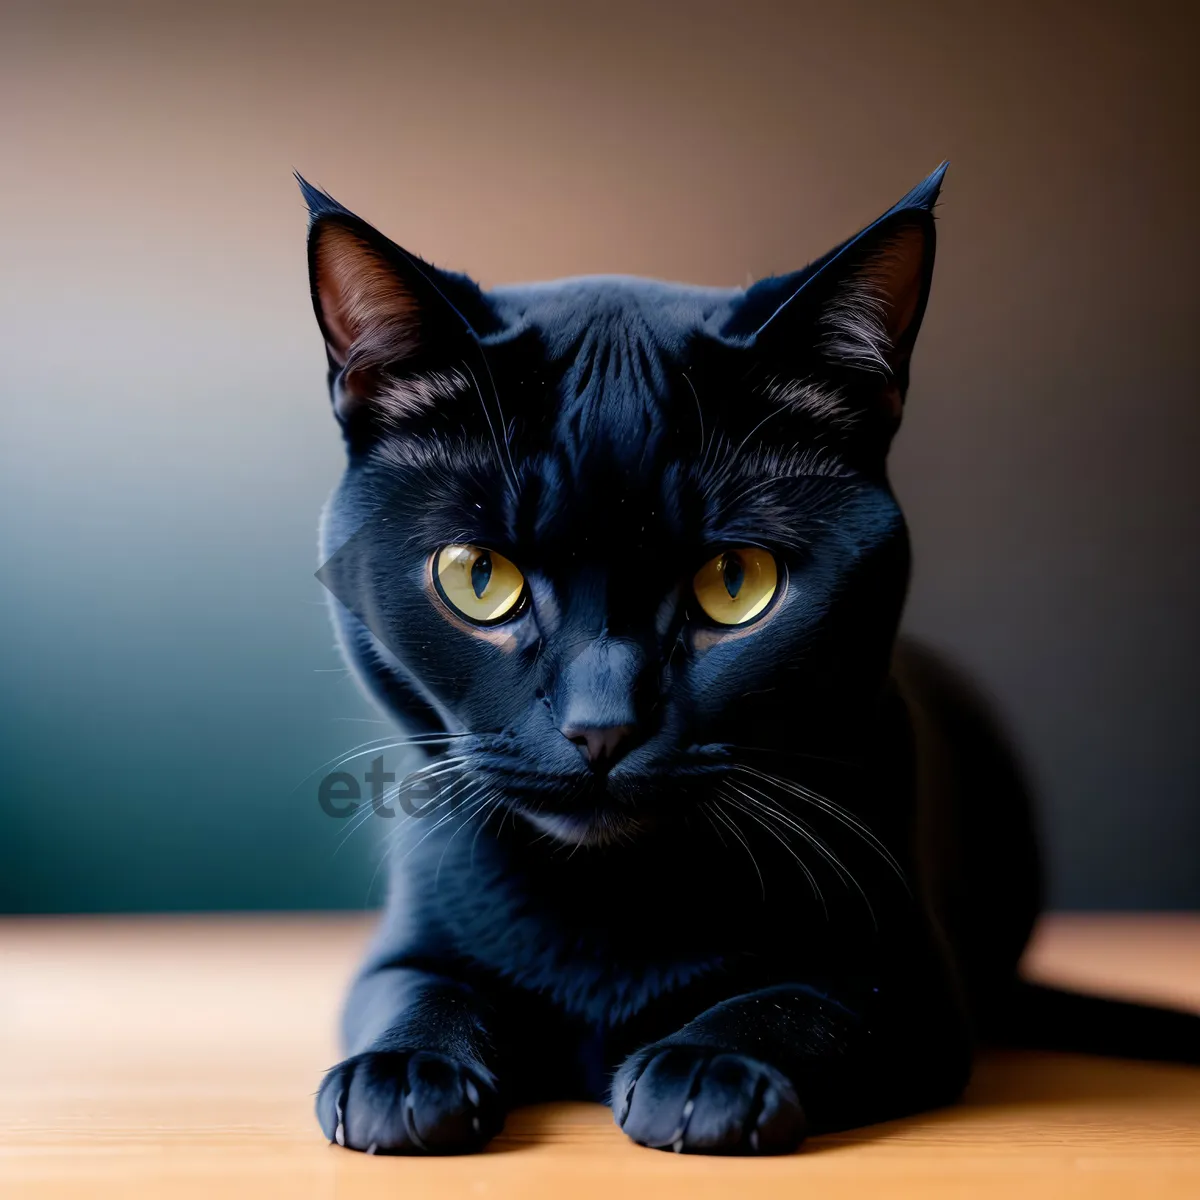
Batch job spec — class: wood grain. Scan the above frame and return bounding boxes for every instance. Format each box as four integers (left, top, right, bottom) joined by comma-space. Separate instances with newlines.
2, 913, 1198, 1199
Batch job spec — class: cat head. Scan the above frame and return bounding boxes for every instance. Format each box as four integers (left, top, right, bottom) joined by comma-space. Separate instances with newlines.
305, 167, 945, 847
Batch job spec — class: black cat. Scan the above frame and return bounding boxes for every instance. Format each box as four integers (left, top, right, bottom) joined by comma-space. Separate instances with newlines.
300, 167, 1198, 1156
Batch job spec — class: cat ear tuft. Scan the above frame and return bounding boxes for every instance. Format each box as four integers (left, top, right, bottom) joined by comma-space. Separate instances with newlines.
816, 214, 934, 378
892, 160, 947, 214
294, 172, 354, 222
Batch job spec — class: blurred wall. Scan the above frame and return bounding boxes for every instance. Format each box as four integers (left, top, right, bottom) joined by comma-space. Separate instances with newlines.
2, 0, 1196, 912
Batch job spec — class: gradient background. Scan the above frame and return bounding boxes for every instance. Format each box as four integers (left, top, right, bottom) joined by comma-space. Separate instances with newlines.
2, 0, 1196, 913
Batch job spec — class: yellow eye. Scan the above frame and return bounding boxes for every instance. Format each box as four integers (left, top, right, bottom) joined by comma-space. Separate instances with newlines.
692, 547, 779, 626
433, 544, 526, 625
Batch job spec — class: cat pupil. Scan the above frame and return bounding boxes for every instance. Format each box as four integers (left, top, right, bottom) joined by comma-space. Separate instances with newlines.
722, 552, 745, 599
470, 551, 493, 599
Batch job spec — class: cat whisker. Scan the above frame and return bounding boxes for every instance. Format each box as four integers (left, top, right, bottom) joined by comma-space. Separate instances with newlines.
398, 755, 475, 784
705, 798, 766, 901
731, 764, 908, 889
396, 787, 484, 864
719, 779, 876, 928
461, 359, 521, 500
435, 787, 502, 889
717, 786, 827, 918
394, 773, 476, 835
333, 764, 474, 855
394, 777, 491, 868
295, 732, 476, 792
729, 405, 789, 461
360, 774, 480, 899
699, 801, 731, 851
337, 758, 477, 848
333, 768, 453, 855
469, 788, 511, 868
702, 741, 865, 771
681, 372, 710, 469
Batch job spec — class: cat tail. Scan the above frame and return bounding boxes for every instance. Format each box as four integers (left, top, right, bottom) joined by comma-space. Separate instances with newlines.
983, 980, 1200, 1065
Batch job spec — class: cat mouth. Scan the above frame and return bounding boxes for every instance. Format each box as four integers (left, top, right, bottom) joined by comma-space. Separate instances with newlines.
480, 763, 673, 847
516, 803, 655, 848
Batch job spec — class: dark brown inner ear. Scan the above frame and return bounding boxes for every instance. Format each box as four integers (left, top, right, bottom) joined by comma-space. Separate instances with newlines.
858, 222, 927, 353
310, 220, 422, 368
818, 217, 933, 417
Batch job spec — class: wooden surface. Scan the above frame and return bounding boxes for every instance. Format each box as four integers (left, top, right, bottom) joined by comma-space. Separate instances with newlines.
2, 914, 1198, 1199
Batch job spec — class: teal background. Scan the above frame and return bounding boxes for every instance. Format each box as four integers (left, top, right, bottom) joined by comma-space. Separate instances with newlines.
2, 1, 1197, 913
0, 335, 389, 911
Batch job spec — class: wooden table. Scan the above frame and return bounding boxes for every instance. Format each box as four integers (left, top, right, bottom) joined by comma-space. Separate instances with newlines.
2, 914, 1198, 1199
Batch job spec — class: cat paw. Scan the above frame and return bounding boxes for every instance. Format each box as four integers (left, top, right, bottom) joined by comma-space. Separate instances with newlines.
316, 1049, 503, 1154
613, 1046, 806, 1155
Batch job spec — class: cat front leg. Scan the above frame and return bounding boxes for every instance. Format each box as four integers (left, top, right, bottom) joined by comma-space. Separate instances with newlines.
315, 966, 506, 1154
612, 979, 970, 1155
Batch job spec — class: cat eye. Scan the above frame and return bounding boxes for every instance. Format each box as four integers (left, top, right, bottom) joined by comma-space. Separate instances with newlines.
692, 547, 779, 627
433, 544, 527, 625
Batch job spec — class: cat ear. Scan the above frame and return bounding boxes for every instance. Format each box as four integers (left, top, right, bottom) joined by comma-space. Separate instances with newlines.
740, 164, 945, 422
297, 174, 483, 429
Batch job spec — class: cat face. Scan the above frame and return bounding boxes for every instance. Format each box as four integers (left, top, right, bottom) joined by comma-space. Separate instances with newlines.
305, 168, 944, 846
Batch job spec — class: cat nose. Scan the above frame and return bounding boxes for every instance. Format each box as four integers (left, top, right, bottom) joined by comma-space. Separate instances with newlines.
561, 724, 637, 771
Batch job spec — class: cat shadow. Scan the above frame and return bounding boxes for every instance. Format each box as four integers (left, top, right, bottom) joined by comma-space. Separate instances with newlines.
485, 1101, 615, 1154
801, 1048, 1200, 1156
481, 1051, 1200, 1157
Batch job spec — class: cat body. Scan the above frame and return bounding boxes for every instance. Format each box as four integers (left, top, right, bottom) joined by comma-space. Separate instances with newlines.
298, 168, 1158, 1156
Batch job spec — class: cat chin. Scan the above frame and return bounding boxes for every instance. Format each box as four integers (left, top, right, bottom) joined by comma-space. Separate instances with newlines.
516, 806, 651, 848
